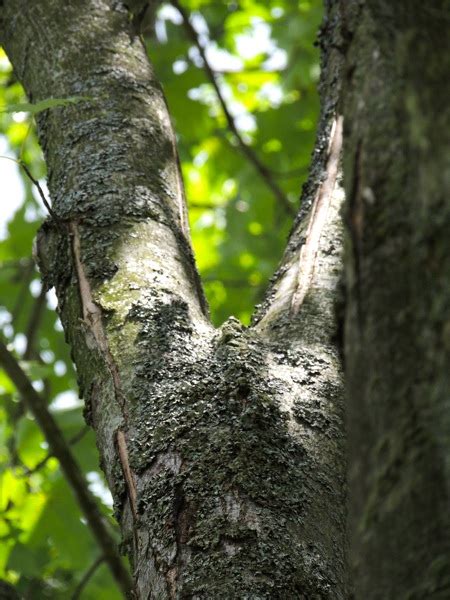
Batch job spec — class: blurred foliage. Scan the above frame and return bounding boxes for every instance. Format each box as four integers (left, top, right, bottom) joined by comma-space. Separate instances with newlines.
0, 0, 322, 597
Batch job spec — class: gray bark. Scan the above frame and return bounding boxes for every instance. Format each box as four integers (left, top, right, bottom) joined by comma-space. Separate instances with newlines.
341, 1, 450, 598
1, 0, 347, 597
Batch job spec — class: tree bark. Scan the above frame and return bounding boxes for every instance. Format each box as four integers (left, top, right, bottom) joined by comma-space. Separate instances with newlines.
1, 0, 347, 597
341, 1, 450, 598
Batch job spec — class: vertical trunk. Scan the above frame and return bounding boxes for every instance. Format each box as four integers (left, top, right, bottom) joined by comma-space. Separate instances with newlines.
342, 1, 450, 597
2, 0, 348, 597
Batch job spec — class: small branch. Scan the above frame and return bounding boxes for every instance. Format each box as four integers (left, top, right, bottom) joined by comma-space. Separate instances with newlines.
19, 162, 61, 224
71, 555, 105, 600
1, 154, 63, 225
23, 452, 51, 476
0, 339, 133, 597
69, 424, 91, 446
24, 425, 90, 476
0, 155, 62, 225
171, 0, 295, 217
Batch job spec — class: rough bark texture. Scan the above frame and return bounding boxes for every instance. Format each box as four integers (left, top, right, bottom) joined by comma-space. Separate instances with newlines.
1, 0, 347, 597
341, 1, 450, 598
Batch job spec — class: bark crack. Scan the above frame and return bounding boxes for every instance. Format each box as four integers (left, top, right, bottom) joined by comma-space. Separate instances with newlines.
70, 222, 126, 411
166, 101, 190, 243
116, 429, 138, 519
70, 221, 137, 521
291, 115, 343, 315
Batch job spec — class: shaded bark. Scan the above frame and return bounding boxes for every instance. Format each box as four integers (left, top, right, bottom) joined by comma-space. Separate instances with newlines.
1, 0, 347, 597
341, 1, 450, 598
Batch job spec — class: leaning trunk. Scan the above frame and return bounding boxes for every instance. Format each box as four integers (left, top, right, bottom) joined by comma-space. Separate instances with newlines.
1, 0, 348, 597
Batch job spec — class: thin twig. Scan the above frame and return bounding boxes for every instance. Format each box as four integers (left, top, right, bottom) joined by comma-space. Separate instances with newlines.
19, 162, 61, 224
71, 555, 105, 600
0, 155, 61, 224
0, 339, 133, 597
24, 451, 54, 476
24, 425, 90, 476
69, 424, 91, 446
171, 0, 295, 217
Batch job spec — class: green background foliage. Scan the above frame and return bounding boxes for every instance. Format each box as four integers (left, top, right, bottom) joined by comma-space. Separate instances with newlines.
0, 1, 321, 596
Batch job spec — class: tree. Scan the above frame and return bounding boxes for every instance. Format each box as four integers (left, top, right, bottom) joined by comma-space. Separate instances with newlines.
341, 2, 450, 597
0, 0, 448, 598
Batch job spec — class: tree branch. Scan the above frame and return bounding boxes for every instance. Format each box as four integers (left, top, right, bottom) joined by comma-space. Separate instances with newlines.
171, 0, 295, 217
20, 161, 61, 225
252, 2, 345, 339
0, 339, 132, 598
71, 555, 105, 600
23, 425, 90, 476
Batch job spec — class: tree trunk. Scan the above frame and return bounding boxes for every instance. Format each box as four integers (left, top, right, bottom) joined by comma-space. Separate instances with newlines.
1, 0, 347, 597
342, 1, 450, 598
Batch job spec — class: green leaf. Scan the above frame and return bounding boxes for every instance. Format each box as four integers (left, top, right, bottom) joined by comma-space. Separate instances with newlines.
21, 361, 54, 381
7, 542, 50, 577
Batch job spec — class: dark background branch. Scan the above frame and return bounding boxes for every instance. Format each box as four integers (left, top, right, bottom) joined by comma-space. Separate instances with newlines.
171, 0, 295, 217
71, 555, 105, 600
0, 339, 132, 598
